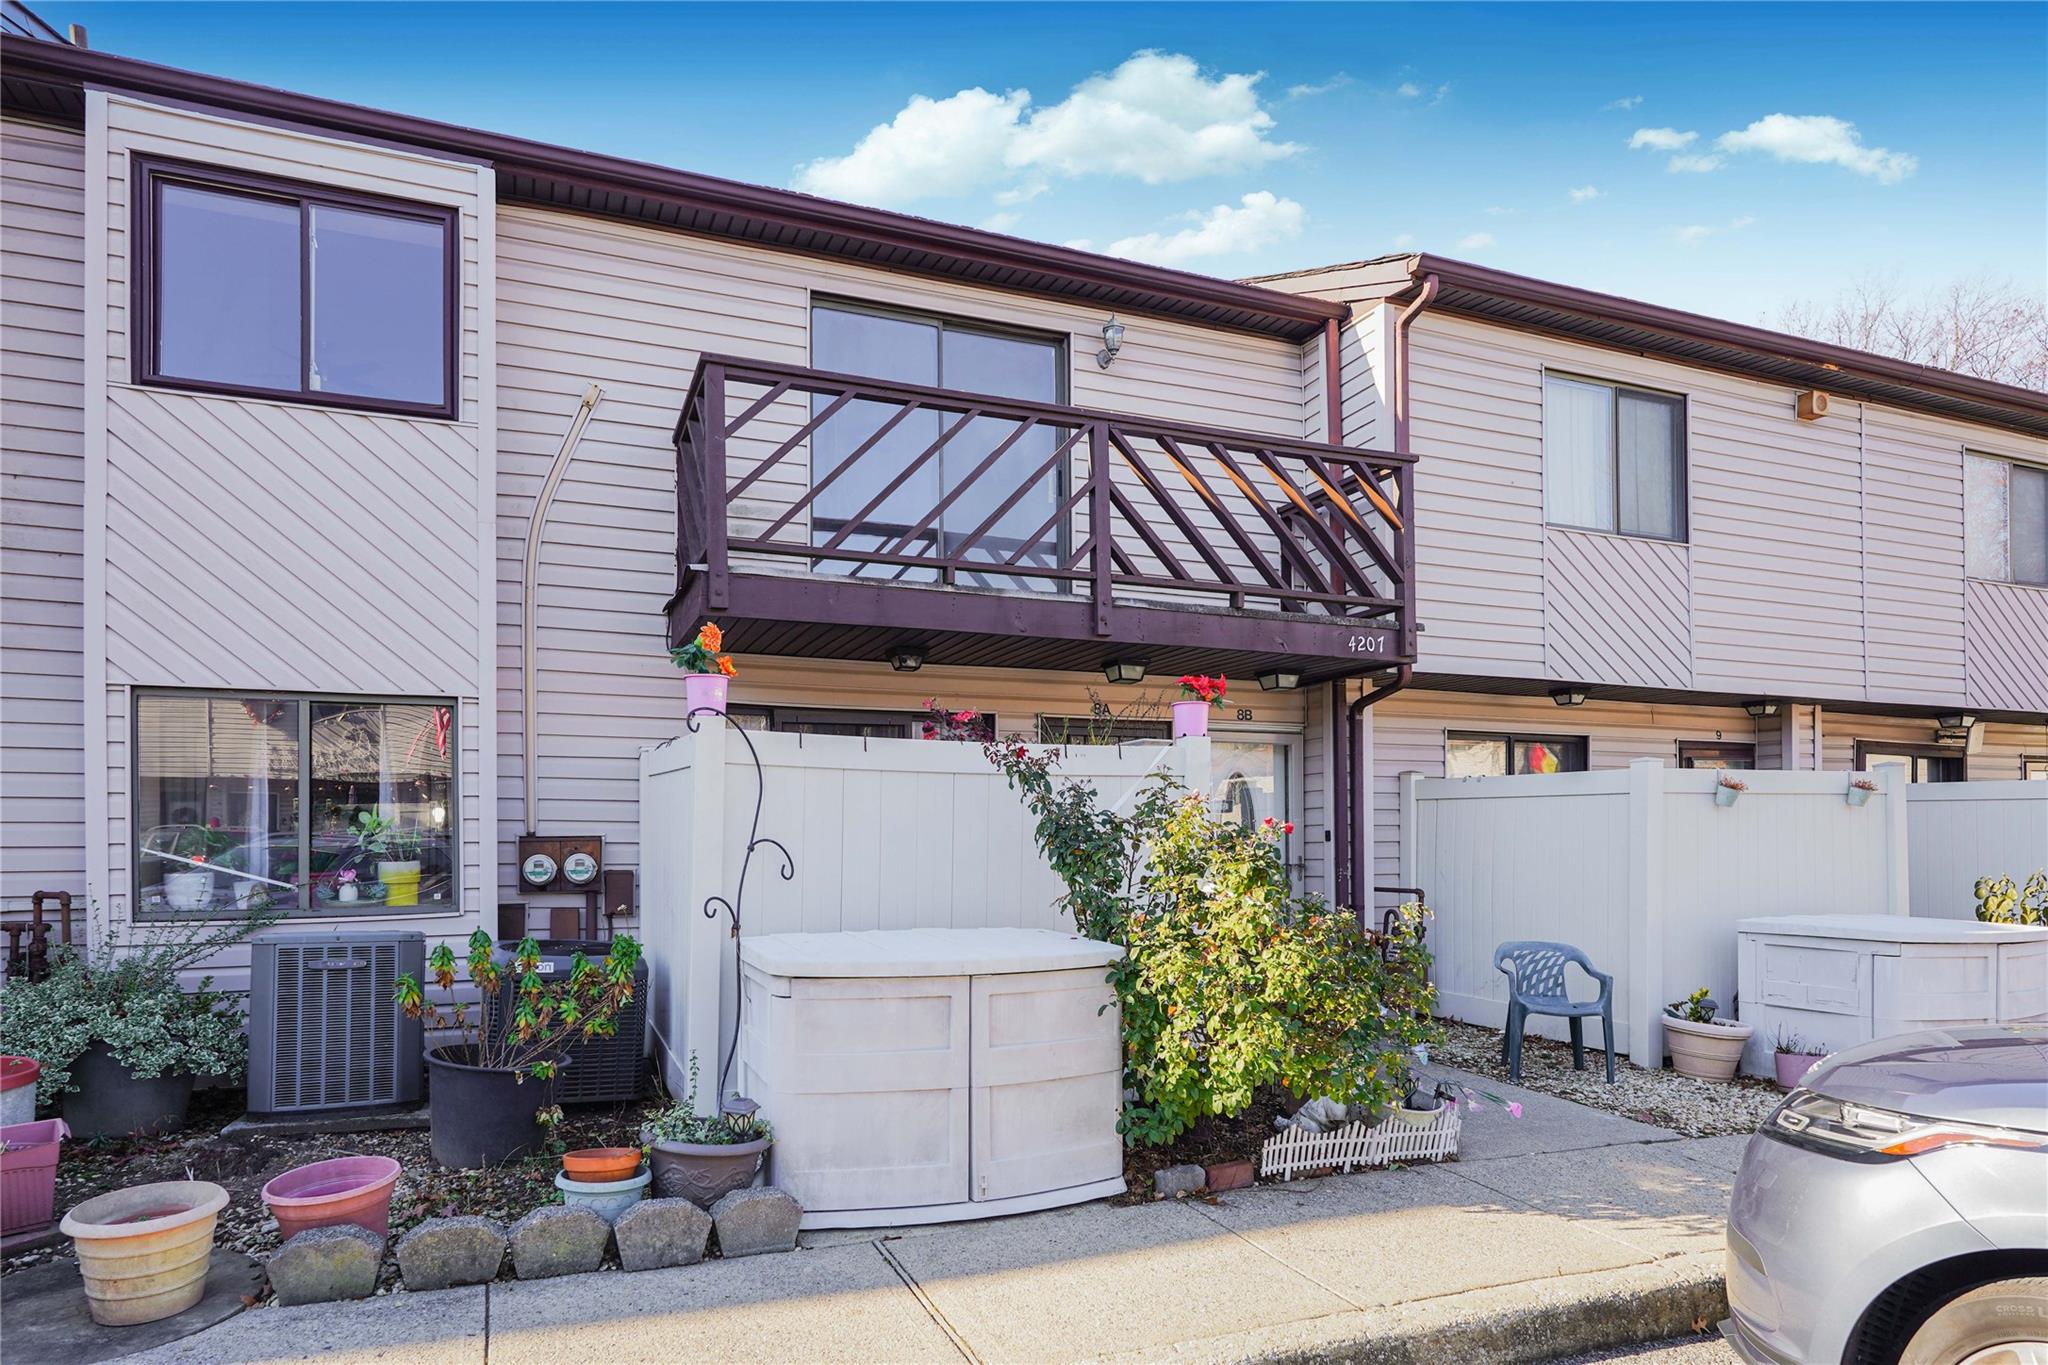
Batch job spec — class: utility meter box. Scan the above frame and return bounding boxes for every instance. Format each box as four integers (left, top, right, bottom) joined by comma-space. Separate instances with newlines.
516, 834, 603, 895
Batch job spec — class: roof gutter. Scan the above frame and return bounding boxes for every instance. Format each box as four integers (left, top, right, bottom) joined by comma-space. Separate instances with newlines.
0, 38, 1346, 341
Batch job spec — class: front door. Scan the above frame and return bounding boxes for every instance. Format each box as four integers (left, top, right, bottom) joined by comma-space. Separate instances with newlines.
1207, 733, 1302, 883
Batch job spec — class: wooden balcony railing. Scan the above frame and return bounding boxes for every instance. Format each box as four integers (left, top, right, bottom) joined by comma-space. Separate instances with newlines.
672, 355, 1416, 661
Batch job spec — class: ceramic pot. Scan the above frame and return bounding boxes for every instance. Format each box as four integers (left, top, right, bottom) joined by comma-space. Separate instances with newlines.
1171, 700, 1210, 738
61, 1180, 228, 1326
0, 1117, 68, 1250
562, 1147, 642, 1183
377, 860, 422, 908
261, 1155, 401, 1240
162, 870, 212, 912
1664, 1015, 1754, 1081
645, 1134, 770, 1210
424, 1046, 561, 1168
685, 672, 729, 716
1774, 1051, 1825, 1090
554, 1168, 650, 1223
62, 1043, 193, 1140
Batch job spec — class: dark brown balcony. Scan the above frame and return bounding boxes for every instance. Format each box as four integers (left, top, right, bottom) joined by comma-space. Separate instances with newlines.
667, 355, 1416, 685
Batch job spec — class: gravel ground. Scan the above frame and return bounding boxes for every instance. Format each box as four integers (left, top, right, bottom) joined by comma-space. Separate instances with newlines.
0, 1085, 664, 1293
1433, 1020, 1784, 1137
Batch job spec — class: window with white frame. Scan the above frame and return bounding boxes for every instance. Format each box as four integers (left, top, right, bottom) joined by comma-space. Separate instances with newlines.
1964, 452, 2048, 586
1543, 373, 1687, 541
134, 693, 456, 918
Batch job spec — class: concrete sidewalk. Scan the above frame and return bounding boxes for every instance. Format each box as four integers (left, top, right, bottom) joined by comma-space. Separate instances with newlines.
115, 1070, 1740, 1365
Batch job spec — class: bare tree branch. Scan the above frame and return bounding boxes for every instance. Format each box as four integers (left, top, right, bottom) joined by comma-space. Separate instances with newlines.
1775, 273, 2048, 392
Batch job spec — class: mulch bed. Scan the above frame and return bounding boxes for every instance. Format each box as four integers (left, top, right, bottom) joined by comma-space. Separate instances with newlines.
1115, 1087, 1291, 1203
1, 1085, 665, 1291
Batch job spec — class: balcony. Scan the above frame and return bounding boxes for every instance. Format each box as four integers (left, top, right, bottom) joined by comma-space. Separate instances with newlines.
667, 355, 1416, 684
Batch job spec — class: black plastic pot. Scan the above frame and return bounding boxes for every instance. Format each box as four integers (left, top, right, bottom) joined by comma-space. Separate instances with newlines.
61, 1042, 194, 1140
424, 1046, 561, 1168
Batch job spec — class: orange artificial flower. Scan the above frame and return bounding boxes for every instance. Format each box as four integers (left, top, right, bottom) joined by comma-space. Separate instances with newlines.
696, 622, 723, 652
716, 655, 738, 678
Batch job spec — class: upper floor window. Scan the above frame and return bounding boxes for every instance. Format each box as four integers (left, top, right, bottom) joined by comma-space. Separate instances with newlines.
135, 157, 456, 418
1964, 452, 2048, 586
1543, 374, 1687, 541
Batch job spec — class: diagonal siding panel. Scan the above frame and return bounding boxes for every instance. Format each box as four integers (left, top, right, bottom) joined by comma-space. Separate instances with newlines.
1965, 579, 2048, 713
1544, 528, 1693, 690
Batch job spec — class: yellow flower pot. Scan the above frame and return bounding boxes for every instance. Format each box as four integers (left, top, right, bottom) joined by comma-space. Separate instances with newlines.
61, 1180, 227, 1326
378, 860, 422, 907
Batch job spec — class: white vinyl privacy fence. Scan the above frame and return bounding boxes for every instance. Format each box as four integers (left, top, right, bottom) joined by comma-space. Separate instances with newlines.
1907, 782, 2048, 919
639, 726, 1209, 1105
1400, 761, 1909, 1067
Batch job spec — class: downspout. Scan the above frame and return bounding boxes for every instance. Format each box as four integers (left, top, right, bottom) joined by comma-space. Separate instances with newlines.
1322, 316, 1344, 443
1339, 271, 1437, 914
522, 384, 604, 836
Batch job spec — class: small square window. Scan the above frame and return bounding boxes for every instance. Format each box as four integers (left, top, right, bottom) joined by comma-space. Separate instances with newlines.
1544, 374, 1687, 541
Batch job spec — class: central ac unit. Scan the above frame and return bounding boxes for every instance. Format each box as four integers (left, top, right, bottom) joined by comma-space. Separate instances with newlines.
248, 930, 425, 1113
488, 939, 647, 1104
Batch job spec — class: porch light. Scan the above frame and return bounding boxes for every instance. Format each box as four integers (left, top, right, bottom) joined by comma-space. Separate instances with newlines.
1257, 669, 1302, 692
1549, 686, 1587, 707
888, 647, 925, 673
1096, 315, 1125, 369
1743, 700, 1780, 719
1937, 713, 1976, 731
1102, 659, 1147, 684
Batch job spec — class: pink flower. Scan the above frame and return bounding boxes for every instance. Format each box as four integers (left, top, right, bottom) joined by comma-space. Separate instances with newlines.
1507, 1101, 1524, 1119
1282, 821, 1295, 835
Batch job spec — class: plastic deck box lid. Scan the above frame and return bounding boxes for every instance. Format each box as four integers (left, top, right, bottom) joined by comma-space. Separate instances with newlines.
1734, 914, 2048, 944
0, 1058, 38, 1093
742, 927, 1122, 978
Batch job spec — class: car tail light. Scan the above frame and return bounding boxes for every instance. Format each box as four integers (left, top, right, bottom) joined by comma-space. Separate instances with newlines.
1766, 1088, 2048, 1162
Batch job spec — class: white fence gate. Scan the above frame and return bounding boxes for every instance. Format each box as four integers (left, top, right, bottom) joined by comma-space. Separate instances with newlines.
1907, 782, 2048, 919
1401, 761, 1909, 1067
639, 727, 1207, 1107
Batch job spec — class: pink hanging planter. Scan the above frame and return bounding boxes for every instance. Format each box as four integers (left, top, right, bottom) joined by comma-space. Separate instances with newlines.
685, 672, 729, 715
1171, 700, 1211, 738
261, 1155, 402, 1241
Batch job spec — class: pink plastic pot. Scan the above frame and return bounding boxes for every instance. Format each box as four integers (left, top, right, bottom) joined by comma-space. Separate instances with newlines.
1, 1117, 69, 1250
1171, 700, 1211, 738
685, 672, 729, 715
1774, 1051, 1825, 1090
261, 1155, 401, 1241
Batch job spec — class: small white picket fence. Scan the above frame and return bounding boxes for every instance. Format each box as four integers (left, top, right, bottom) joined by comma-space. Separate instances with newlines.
1259, 1107, 1462, 1181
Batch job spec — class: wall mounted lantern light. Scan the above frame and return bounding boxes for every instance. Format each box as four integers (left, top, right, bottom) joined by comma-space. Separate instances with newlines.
1936, 712, 1976, 732
1257, 669, 1302, 692
888, 647, 925, 673
1096, 315, 1125, 369
1102, 658, 1147, 685
1549, 686, 1587, 707
1743, 700, 1780, 719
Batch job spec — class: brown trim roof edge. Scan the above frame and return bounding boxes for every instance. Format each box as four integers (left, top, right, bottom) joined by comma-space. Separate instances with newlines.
0, 37, 1346, 342
1400, 253, 2048, 426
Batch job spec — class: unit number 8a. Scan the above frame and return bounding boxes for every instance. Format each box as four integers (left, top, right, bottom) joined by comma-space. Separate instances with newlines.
1347, 634, 1386, 654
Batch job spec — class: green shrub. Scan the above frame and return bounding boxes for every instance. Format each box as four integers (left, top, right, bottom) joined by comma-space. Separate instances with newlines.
987, 742, 1441, 1147
1975, 872, 2047, 926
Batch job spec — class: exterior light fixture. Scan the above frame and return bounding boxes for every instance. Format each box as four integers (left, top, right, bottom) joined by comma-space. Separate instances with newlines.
1936, 713, 1976, 731
721, 1094, 761, 1135
1743, 700, 1780, 719
1549, 686, 1587, 707
1257, 669, 1302, 692
1102, 658, 1147, 684
1096, 315, 1125, 369
888, 647, 925, 673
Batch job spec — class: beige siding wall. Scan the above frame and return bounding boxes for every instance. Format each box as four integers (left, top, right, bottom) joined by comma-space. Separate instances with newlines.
2, 116, 87, 915
496, 205, 1311, 910
1819, 712, 2047, 782
82, 95, 497, 950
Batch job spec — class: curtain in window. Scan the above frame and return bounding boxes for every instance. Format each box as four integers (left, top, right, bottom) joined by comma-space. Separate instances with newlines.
1964, 454, 2011, 582
1618, 391, 1684, 540
2012, 463, 2048, 586
1543, 376, 1615, 530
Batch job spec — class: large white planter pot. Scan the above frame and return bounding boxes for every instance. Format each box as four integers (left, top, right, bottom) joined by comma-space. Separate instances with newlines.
1664, 1015, 1754, 1081
161, 871, 212, 913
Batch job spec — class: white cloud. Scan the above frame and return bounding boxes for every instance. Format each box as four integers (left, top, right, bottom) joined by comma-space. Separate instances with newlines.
1395, 81, 1423, 98
793, 87, 1028, 205
1729, 214, 1757, 230
1568, 185, 1602, 203
993, 181, 1050, 207
1106, 190, 1305, 265
1287, 73, 1351, 99
980, 211, 1021, 232
1715, 113, 1916, 183
1062, 238, 1094, 251
1666, 153, 1725, 174
792, 51, 1300, 207
1431, 83, 1452, 104
1605, 96, 1643, 111
1392, 232, 1416, 248
1629, 127, 1697, 151
1485, 205, 1519, 216
1457, 231, 1495, 251
1674, 215, 1756, 246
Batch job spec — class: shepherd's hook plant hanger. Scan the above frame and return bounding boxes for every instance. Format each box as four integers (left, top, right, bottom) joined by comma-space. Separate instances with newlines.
685, 705, 795, 1106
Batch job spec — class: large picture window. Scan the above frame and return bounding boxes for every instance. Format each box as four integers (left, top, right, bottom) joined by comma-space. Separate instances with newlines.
1543, 374, 1687, 541
133, 157, 457, 418
1964, 452, 2048, 586
134, 693, 456, 918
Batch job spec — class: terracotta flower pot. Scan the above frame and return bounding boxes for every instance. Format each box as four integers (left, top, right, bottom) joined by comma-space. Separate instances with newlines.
562, 1147, 642, 1183
644, 1133, 770, 1210
61, 1179, 228, 1326
1, 1117, 68, 1251
1774, 1051, 1825, 1090
1664, 1015, 1754, 1081
261, 1155, 401, 1241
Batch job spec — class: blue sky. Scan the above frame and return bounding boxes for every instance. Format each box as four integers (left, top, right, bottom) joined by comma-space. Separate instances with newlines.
53, 2, 2047, 324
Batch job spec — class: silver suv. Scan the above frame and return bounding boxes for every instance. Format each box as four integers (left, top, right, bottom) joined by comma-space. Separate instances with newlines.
1724, 1026, 2048, 1364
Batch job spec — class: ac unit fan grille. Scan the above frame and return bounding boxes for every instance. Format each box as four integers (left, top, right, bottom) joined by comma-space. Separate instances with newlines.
271, 942, 401, 1109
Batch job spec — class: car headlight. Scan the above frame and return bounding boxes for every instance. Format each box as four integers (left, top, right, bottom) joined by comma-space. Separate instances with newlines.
1766, 1088, 2048, 1162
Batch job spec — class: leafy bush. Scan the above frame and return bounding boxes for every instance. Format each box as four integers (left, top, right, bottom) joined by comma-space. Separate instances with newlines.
1665, 987, 1720, 1023
1975, 872, 2047, 927
987, 743, 1441, 1147
0, 910, 271, 1108
395, 929, 643, 1080
643, 1053, 772, 1145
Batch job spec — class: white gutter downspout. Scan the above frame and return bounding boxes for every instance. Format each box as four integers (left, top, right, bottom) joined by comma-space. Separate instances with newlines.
523, 384, 603, 836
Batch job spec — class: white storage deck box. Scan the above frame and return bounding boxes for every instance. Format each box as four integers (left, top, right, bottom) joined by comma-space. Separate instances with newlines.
1736, 914, 2048, 1075
738, 927, 1126, 1229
